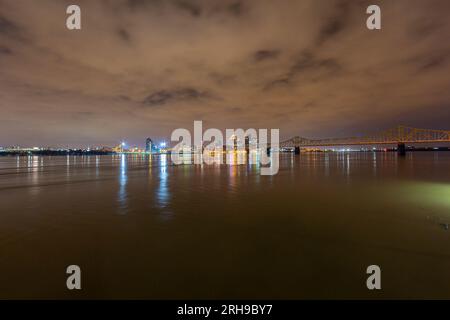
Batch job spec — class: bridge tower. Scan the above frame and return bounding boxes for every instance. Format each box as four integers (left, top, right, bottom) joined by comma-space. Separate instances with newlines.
397, 143, 406, 156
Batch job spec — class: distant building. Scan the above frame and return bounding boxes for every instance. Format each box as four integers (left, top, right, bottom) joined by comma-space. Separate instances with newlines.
145, 138, 153, 153
112, 144, 123, 153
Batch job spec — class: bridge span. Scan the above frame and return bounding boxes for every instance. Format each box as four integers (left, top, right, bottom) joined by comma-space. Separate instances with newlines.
279, 126, 450, 155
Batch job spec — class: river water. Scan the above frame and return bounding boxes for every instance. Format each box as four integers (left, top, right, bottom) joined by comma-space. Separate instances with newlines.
0, 152, 449, 298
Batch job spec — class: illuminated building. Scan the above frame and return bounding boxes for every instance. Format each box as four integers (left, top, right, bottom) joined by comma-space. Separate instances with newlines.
112, 144, 123, 153
145, 138, 153, 153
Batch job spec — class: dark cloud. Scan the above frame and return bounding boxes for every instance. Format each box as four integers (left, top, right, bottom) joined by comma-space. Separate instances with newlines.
265, 77, 289, 90
410, 20, 443, 38
303, 102, 317, 110
254, 50, 280, 62
119, 95, 131, 101
419, 54, 448, 71
228, 106, 243, 113
0, 14, 19, 35
0, 45, 12, 55
174, 1, 202, 17
266, 51, 341, 89
117, 28, 131, 42
123, 0, 248, 19
290, 52, 340, 74
143, 88, 213, 106
227, 1, 244, 16
315, 0, 353, 46
209, 72, 236, 86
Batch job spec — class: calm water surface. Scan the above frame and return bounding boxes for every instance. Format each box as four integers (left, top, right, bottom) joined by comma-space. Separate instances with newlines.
0, 152, 449, 299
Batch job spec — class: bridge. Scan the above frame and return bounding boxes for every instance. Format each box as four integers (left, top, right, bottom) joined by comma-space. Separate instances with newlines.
279, 126, 450, 155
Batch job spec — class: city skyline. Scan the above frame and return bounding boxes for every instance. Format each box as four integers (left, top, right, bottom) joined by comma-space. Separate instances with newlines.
2, 123, 450, 151
1, 0, 450, 148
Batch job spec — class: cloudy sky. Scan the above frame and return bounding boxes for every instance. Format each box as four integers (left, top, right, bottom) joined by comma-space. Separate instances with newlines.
0, 0, 449, 147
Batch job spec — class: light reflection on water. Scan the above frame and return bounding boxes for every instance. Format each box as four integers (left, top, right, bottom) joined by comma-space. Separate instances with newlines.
2, 152, 450, 209
28, 156, 40, 197
1, 152, 450, 298
156, 154, 170, 216
118, 154, 128, 214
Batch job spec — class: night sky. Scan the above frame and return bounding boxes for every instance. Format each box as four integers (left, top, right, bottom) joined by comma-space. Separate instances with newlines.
0, 0, 449, 147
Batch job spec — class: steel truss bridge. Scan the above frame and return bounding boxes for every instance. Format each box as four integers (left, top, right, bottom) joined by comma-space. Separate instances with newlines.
280, 126, 450, 148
